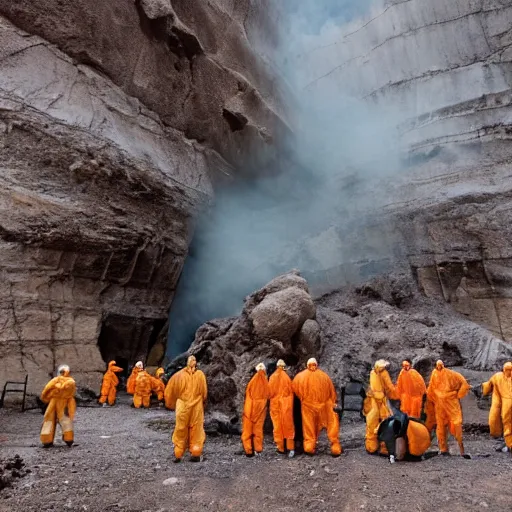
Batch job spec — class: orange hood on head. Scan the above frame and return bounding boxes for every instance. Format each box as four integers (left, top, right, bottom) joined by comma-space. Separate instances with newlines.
108, 361, 123, 373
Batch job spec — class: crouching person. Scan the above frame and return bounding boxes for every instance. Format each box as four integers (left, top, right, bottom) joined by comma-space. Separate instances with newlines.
377, 410, 431, 463
40, 365, 76, 448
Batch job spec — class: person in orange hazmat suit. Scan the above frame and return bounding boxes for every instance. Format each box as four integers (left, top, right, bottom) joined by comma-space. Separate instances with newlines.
396, 359, 427, 418
241, 362, 270, 457
99, 360, 123, 407
127, 361, 143, 395
292, 358, 342, 457
427, 360, 471, 458
363, 359, 399, 454
480, 361, 512, 453
377, 409, 431, 463
269, 359, 295, 457
40, 364, 76, 447
150, 367, 165, 403
164, 355, 207, 462
133, 367, 152, 409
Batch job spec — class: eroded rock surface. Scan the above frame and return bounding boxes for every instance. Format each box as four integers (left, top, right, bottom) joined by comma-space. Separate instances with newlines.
0, 1, 287, 394
181, 272, 512, 419
316, 273, 512, 393
294, 0, 512, 341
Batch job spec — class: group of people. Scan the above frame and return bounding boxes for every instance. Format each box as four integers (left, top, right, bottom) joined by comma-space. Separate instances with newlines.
242, 358, 341, 458
97, 359, 166, 408
38, 355, 512, 465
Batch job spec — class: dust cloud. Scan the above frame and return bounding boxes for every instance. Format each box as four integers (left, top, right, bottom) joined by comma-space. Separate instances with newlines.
167, 0, 408, 357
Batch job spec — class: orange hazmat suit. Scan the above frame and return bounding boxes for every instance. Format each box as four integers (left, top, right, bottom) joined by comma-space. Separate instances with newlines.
377, 414, 431, 462
396, 361, 427, 418
40, 365, 76, 447
292, 358, 342, 456
482, 362, 512, 450
99, 360, 123, 406
133, 370, 152, 408
269, 361, 295, 453
427, 360, 470, 456
241, 363, 270, 456
363, 360, 398, 453
127, 361, 143, 395
406, 419, 431, 457
165, 356, 207, 461
150, 367, 165, 401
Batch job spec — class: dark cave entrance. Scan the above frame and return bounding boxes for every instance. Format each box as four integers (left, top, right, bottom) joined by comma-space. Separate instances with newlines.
97, 314, 166, 379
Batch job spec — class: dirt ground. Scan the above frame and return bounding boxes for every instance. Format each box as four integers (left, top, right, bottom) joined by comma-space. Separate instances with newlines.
1, 394, 511, 512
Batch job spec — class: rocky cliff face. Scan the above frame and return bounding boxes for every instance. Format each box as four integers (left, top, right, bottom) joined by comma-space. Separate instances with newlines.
0, 0, 287, 393
296, 0, 512, 341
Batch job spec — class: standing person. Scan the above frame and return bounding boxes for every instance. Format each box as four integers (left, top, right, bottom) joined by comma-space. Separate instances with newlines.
427, 360, 471, 457
150, 367, 165, 403
269, 359, 295, 457
480, 361, 512, 453
99, 360, 123, 407
396, 359, 427, 418
292, 358, 342, 457
133, 366, 152, 409
241, 363, 270, 457
363, 359, 399, 454
127, 361, 143, 395
165, 355, 207, 462
40, 365, 76, 448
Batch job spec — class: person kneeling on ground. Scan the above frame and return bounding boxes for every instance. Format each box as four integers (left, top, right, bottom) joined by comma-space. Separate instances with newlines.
377, 409, 431, 463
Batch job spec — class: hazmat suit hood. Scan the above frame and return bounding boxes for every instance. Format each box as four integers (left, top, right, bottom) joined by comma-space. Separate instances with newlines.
57, 364, 70, 377
255, 362, 266, 373
307, 358, 318, 371
108, 361, 123, 373
374, 359, 390, 372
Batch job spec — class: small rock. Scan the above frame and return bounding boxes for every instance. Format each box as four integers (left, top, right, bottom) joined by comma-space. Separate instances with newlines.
162, 477, 179, 486
140, 0, 173, 19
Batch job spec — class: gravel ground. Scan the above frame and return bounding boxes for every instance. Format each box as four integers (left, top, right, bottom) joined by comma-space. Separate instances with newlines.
1, 394, 511, 512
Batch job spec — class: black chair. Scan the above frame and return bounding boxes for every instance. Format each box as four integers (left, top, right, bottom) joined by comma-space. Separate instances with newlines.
0, 375, 28, 412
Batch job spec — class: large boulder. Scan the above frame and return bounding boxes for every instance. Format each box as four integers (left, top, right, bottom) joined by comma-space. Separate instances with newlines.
171, 270, 320, 419
250, 287, 315, 345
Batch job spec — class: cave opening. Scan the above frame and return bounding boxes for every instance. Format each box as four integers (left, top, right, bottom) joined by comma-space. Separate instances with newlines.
97, 314, 166, 378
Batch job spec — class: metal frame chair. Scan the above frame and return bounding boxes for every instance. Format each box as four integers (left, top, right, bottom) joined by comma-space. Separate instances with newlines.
0, 375, 28, 411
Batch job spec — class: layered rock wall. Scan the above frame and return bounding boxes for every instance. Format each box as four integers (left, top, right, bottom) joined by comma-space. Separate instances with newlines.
297, 0, 512, 338
0, 1, 286, 394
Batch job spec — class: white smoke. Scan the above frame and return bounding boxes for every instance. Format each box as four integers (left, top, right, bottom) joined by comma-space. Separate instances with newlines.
167, 0, 409, 357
